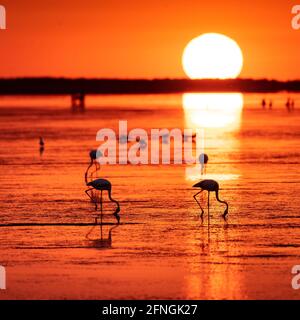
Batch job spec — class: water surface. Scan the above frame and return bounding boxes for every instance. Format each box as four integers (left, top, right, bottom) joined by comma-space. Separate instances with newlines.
0, 93, 299, 299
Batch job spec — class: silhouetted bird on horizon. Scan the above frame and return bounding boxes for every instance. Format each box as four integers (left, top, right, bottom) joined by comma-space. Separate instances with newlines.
291, 99, 295, 110
269, 100, 273, 110
286, 98, 292, 112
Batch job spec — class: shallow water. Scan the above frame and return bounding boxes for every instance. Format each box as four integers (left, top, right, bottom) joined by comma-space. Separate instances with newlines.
0, 92, 300, 299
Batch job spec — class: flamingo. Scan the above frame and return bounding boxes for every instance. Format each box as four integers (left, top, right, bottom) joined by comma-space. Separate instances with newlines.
199, 153, 209, 175
85, 178, 120, 224
84, 151, 120, 224
193, 179, 228, 219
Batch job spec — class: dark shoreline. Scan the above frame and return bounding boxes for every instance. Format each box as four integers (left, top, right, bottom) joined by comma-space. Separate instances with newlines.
0, 78, 299, 94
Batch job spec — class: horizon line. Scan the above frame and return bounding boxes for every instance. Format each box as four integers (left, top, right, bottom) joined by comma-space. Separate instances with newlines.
0, 77, 299, 82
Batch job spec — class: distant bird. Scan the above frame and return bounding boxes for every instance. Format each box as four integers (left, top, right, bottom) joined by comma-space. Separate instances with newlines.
286, 98, 291, 112
269, 100, 273, 110
291, 99, 295, 110
193, 179, 228, 218
39, 137, 45, 156
39, 137, 44, 147
199, 153, 209, 175
261, 99, 266, 109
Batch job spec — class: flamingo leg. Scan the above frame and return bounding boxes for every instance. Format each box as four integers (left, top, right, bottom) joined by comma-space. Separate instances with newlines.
201, 164, 204, 176
193, 190, 204, 218
85, 188, 98, 210
100, 190, 103, 238
207, 191, 210, 226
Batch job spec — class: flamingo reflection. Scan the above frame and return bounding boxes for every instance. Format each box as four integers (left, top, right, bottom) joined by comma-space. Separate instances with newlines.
86, 224, 119, 249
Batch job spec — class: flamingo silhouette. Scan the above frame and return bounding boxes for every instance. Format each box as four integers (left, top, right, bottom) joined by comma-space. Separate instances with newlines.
193, 179, 228, 219
199, 153, 209, 175
85, 152, 120, 224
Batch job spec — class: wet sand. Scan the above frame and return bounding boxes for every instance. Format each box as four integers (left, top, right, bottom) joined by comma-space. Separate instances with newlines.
0, 93, 299, 299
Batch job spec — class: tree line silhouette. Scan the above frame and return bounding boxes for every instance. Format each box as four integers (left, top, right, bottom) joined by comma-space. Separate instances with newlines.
0, 78, 299, 94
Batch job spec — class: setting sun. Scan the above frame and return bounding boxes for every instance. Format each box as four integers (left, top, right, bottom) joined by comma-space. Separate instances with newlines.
182, 33, 243, 79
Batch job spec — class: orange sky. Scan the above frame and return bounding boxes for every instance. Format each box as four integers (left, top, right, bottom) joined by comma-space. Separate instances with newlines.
0, 0, 299, 79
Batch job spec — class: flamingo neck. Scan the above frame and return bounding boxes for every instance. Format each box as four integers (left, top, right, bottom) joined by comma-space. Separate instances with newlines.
216, 190, 228, 209
108, 191, 120, 210
85, 161, 93, 185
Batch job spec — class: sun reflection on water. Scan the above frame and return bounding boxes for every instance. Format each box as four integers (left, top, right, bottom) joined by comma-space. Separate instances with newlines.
183, 93, 245, 298
183, 92, 243, 130
183, 92, 244, 182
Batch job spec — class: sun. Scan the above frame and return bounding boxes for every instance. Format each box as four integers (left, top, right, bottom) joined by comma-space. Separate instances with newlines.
182, 33, 243, 79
